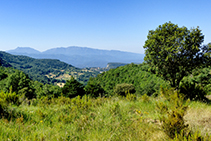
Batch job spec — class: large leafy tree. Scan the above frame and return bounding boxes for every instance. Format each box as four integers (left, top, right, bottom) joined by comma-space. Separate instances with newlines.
144, 22, 211, 88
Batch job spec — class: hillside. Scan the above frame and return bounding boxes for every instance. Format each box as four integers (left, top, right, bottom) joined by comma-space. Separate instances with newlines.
0, 51, 99, 85
7, 46, 144, 68
0, 57, 12, 67
89, 63, 168, 95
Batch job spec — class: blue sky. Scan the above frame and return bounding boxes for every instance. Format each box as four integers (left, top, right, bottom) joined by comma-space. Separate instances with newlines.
0, 0, 211, 54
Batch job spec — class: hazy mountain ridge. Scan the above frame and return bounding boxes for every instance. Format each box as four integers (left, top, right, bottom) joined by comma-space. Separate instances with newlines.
7, 46, 144, 68
8, 47, 41, 54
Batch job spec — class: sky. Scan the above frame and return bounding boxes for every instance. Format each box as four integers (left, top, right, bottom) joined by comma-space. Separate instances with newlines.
0, 0, 211, 54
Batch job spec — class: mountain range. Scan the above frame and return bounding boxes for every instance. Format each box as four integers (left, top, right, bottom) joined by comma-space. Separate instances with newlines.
7, 46, 144, 68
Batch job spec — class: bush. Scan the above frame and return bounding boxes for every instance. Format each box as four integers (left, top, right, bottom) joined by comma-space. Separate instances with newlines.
5, 71, 36, 99
141, 93, 150, 103
0, 88, 20, 105
156, 87, 189, 139
126, 93, 137, 101
85, 81, 105, 98
179, 78, 207, 101
0, 89, 20, 118
174, 130, 211, 141
114, 83, 136, 96
62, 76, 85, 98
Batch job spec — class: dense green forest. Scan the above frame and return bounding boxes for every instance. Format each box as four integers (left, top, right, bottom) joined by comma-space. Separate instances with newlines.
0, 22, 211, 140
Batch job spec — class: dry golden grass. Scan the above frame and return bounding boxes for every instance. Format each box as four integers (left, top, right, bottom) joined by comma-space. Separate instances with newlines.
185, 101, 211, 135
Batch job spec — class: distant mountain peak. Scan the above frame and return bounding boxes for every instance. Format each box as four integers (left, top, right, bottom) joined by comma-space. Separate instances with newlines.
7, 47, 41, 54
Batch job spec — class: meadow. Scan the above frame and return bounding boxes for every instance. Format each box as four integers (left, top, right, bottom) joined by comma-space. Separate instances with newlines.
0, 92, 210, 141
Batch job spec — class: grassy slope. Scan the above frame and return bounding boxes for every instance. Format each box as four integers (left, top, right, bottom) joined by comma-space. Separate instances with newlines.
0, 96, 210, 140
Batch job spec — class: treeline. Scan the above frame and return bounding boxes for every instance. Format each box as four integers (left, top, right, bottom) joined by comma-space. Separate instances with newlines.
1, 59, 211, 102
0, 67, 61, 99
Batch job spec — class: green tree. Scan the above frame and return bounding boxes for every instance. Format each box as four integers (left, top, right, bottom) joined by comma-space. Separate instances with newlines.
5, 71, 35, 99
85, 78, 105, 98
143, 22, 211, 88
62, 76, 85, 98
32, 81, 62, 98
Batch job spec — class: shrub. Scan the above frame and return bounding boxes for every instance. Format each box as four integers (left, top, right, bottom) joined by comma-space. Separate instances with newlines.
0, 88, 20, 105
62, 76, 85, 98
0, 89, 20, 118
179, 78, 207, 101
85, 81, 105, 98
5, 71, 36, 99
126, 93, 137, 101
173, 130, 211, 141
114, 83, 136, 96
141, 93, 150, 103
156, 87, 189, 139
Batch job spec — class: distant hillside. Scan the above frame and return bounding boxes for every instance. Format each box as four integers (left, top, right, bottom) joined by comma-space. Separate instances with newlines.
0, 51, 99, 85
7, 46, 144, 68
0, 57, 12, 67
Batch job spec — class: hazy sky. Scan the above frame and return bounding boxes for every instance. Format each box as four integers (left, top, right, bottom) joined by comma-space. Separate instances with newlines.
0, 0, 211, 54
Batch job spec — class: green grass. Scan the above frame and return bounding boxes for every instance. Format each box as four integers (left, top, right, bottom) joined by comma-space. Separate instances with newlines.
0, 95, 210, 140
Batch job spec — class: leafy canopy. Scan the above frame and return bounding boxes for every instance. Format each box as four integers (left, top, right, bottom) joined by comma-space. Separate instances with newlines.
62, 76, 85, 98
144, 22, 211, 88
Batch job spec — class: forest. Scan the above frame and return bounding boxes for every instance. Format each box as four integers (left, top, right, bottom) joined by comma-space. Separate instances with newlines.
0, 22, 211, 140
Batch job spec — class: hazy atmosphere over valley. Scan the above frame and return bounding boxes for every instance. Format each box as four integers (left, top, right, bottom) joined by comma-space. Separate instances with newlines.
1, 0, 211, 54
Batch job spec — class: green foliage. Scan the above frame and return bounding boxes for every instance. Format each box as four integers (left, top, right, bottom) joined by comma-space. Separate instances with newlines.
5, 70, 36, 99
90, 63, 168, 96
0, 67, 62, 100
0, 89, 20, 118
0, 57, 12, 67
62, 76, 85, 98
84, 78, 105, 98
156, 87, 189, 139
126, 93, 137, 101
144, 22, 211, 88
174, 130, 211, 141
33, 81, 62, 99
179, 78, 207, 101
141, 93, 150, 103
184, 66, 211, 95
0, 71, 7, 80
114, 83, 136, 96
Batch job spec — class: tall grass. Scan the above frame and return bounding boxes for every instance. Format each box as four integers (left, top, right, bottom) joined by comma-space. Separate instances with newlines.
0, 94, 210, 140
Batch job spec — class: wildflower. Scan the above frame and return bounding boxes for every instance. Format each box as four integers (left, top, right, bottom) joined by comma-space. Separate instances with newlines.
144, 112, 148, 114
